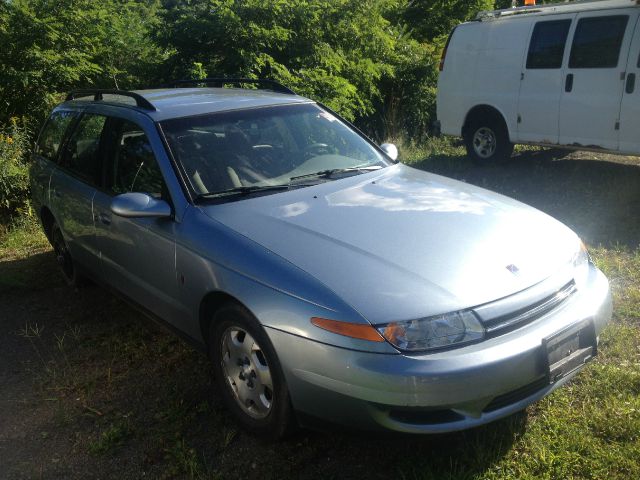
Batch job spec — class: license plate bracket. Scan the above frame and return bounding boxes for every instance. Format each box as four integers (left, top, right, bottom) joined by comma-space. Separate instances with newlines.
543, 320, 597, 385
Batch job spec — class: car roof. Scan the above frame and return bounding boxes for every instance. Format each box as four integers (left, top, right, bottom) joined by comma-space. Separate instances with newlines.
62, 87, 314, 121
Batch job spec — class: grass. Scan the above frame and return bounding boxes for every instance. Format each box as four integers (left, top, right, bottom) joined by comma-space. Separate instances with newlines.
1, 143, 639, 479
0, 215, 48, 258
0, 215, 49, 289
88, 418, 133, 455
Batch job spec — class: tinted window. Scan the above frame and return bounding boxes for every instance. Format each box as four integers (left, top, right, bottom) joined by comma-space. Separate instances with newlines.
108, 121, 164, 197
36, 111, 77, 162
569, 16, 629, 68
60, 114, 106, 184
527, 20, 571, 69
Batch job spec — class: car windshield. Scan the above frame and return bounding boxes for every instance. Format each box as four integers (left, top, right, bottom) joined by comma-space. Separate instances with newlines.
161, 103, 390, 197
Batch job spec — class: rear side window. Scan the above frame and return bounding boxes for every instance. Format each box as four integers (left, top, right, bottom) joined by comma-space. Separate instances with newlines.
526, 20, 571, 69
36, 111, 77, 162
569, 15, 629, 68
59, 113, 107, 184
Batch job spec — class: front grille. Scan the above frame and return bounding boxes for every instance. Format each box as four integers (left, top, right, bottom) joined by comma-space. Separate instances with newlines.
483, 376, 549, 413
481, 280, 577, 336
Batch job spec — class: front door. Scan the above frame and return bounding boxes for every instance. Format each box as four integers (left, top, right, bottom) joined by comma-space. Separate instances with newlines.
516, 15, 574, 144
619, 16, 640, 154
93, 116, 181, 323
558, 10, 638, 150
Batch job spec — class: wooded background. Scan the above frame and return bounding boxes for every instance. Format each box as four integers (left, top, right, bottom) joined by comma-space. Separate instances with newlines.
0, 0, 563, 220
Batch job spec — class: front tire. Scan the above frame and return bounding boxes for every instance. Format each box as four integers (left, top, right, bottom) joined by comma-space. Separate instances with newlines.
464, 116, 513, 165
209, 303, 295, 439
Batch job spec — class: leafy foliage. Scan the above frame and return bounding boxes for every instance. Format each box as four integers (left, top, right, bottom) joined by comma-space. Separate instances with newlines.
0, 0, 165, 124
0, 0, 509, 218
0, 118, 31, 221
401, 0, 496, 42
158, 0, 399, 122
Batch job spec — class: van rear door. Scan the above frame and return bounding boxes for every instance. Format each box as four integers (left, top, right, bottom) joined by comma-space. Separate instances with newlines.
517, 15, 575, 144
618, 16, 640, 154
558, 9, 639, 150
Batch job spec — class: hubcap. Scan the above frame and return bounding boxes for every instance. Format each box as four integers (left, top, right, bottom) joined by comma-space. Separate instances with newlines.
220, 327, 273, 419
472, 127, 497, 159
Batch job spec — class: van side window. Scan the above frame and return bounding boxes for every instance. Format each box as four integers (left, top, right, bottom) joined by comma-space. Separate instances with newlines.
35, 111, 77, 162
527, 20, 571, 69
59, 113, 107, 185
107, 120, 165, 198
569, 16, 629, 69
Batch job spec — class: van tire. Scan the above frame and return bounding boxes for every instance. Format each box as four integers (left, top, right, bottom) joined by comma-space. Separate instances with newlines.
464, 117, 513, 165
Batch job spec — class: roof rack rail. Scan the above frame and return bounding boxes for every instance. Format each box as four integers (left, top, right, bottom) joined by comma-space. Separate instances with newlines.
476, 0, 638, 21
172, 78, 296, 95
65, 89, 156, 111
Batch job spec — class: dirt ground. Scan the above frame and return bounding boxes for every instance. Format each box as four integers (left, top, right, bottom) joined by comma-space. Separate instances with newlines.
1, 148, 639, 479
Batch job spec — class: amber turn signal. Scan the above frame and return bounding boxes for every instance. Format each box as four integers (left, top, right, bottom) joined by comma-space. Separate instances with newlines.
311, 317, 385, 342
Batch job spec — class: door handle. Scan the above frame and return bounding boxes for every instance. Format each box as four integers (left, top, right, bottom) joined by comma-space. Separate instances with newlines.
565, 73, 574, 92
626, 73, 636, 94
98, 212, 111, 226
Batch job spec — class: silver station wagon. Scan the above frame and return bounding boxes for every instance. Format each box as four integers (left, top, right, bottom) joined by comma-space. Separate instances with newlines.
31, 80, 612, 438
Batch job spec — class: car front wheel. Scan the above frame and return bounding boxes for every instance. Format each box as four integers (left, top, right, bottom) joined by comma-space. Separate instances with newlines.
209, 303, 295, 438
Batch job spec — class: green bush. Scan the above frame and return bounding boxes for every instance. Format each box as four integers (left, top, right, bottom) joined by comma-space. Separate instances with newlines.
0, 118, 31, 222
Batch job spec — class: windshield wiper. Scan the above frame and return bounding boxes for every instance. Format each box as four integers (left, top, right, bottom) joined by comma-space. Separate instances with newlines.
290, 165, 383, 183
197, 184, 291, 199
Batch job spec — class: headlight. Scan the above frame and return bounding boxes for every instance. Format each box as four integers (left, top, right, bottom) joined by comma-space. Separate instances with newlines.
376, 310, 484, 352
572, 240, 591, 288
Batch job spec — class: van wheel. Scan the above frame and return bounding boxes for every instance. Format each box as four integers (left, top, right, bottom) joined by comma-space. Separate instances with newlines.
464, 118, 513, 165
209, 303, 296, 439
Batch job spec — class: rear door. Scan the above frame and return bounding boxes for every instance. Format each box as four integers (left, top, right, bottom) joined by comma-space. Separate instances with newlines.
558, 10, 638, 150
618, 16, 640, 154
49, 112, 108, 277
517, 15, 574, 144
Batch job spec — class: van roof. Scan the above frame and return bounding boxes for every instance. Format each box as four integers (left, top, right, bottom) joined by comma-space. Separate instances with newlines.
477, 0, 639, 22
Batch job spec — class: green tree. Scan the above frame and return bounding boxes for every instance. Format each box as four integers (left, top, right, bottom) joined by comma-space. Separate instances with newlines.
157, 0, 417, 123
400, 0, 495, 42
0, 0, 165, 124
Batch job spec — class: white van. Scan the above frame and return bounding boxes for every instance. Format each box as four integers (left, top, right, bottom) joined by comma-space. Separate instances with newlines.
436, 0, 640, 163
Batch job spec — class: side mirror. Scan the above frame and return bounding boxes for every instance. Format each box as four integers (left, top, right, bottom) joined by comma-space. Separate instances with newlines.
110, 192, 171, 219
380, 143, 399, 161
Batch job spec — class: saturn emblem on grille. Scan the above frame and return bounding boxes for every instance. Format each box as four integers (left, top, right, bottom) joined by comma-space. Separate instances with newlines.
506, 264, 520, 276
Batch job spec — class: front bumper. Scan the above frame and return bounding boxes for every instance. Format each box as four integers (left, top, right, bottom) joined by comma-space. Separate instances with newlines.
266, 266, 612, 433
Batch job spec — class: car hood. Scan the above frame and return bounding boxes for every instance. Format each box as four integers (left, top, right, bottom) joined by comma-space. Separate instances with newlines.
200, 164, 578, 324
